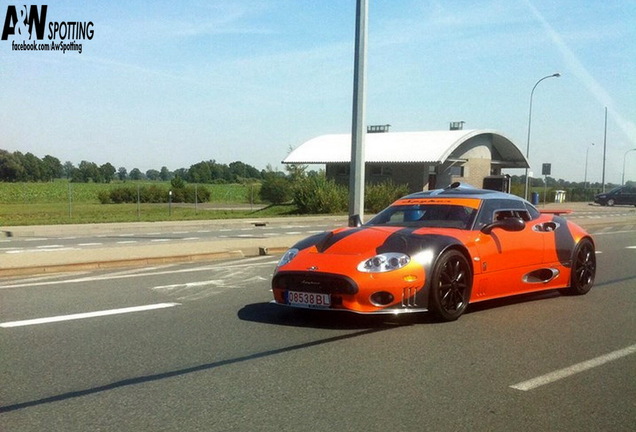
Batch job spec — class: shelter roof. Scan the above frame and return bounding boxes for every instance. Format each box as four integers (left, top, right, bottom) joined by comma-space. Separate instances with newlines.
283, 129, 529, 168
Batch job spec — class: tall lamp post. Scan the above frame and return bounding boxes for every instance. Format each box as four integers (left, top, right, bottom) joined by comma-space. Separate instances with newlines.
349, 0, 368, 226
584, 143, 594, 189
622, 148, 636, 185
524, 73, 561, 200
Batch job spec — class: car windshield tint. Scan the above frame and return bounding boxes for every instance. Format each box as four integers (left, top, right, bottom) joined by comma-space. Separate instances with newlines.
366, 204, 477, 230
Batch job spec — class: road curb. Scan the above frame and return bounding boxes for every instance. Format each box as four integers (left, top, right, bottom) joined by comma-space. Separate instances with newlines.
0, 250, 248, 277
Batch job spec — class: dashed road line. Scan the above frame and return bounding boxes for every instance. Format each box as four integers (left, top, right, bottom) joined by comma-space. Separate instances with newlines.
510, 344, 636, 391
0, 303, 181, 328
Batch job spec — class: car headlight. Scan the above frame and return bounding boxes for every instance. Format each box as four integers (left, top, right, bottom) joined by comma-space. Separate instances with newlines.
277, 248, 299, 267
357, 253, 410, 273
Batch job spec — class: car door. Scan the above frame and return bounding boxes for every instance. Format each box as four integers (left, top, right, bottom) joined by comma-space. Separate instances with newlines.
617, 186, 636, 205
473, 206, 545, 299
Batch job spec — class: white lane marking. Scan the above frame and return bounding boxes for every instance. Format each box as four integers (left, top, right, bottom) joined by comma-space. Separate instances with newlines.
116, 240, 138, 244
0, 303, 181, 328
510, 344, 636, 391
627, 246, 636, 249
6, 247, 78, 254
0, 257, 279, 289
151, 239, 172, 242
78, 243, 103, 247
593, 230, 636, 236
36, 244, 64, 249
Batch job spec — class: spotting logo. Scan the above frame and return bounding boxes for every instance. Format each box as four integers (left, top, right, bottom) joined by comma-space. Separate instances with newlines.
1, 5, 94, 54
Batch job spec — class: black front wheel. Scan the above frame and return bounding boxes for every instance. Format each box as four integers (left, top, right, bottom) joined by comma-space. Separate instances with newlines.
429, 250, 472, 322
562, 238, 596, 295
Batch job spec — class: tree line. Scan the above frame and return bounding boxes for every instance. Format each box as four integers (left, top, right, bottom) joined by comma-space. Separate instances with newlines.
0, 149, 265, 184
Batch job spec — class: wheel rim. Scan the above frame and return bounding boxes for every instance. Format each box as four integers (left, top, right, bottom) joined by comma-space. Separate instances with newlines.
438, 257, 469, 313
574, 243, 595, 289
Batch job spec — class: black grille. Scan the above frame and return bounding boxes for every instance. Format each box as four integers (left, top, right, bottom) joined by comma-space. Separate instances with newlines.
273, 272, 358, 295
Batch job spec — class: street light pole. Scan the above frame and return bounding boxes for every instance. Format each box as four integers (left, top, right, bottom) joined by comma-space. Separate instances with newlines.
349, 0, 368, 227
584, 143, 594, 189
524, 73, 561, 201
622, 148, 636, 185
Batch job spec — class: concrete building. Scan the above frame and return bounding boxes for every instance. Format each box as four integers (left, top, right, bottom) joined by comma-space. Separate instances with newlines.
282, 128, 529, 193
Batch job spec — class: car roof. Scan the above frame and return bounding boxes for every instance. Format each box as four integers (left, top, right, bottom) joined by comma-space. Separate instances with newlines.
401, 182, 525, 202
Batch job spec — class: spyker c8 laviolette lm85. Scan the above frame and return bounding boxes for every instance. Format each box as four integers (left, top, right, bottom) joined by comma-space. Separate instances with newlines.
272, 183, 596, 321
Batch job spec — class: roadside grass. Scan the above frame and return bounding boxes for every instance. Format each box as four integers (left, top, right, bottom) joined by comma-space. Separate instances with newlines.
0, 203, 298, 226
0, 181, 298, 226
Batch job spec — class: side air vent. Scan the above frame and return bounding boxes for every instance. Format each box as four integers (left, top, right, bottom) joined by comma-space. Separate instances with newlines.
523, 268, 559, 284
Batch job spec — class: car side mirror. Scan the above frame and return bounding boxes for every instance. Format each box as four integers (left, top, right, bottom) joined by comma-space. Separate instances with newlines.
481, 217, 525, 235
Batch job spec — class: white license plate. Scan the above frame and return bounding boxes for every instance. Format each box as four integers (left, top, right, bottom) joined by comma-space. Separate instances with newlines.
287, 291, 331, 308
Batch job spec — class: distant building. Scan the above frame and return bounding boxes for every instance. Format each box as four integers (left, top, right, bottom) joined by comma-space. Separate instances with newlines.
283, 129, 529, 192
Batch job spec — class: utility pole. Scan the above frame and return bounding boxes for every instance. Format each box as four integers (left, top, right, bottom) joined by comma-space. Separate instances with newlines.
601, 107, 608, 192
348, 0, 368, 227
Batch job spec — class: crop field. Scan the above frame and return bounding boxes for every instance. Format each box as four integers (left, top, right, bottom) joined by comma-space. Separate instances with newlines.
0, 181, 256, 204
0, 181, 283, 226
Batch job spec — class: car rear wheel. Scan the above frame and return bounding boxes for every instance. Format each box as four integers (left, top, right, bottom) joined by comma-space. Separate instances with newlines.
562, 238, 596, 295
429, 250, 472, 321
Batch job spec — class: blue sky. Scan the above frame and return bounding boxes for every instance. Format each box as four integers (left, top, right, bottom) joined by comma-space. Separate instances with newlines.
1, 0, 634, 184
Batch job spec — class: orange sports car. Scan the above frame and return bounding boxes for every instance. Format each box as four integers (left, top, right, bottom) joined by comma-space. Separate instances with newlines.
271, 183, 596, 321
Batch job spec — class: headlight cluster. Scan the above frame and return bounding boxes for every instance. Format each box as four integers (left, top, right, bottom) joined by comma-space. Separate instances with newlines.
357, 253, 410, 273
277, 248, 299, 267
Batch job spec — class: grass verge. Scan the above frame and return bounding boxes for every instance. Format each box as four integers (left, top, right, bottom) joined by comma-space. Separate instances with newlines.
0, 203, 299, 226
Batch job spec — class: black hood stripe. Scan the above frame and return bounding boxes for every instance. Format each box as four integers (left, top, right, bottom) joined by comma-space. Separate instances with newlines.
293, 226, 463, 259
376, 228, 460, 257
292, 228, 365, 253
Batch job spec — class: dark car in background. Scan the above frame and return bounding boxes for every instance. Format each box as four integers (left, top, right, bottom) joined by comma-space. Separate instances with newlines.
594, 186, 636, 206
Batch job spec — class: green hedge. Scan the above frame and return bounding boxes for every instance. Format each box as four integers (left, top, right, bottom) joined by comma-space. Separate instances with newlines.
97, 185, 211, 204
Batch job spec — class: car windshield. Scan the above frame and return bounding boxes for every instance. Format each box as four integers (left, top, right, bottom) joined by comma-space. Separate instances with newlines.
366, 204, 478, 230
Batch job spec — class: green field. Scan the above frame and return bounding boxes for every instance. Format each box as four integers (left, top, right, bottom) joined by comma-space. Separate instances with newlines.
0, 180, 255, 204
0, 181, 295, 226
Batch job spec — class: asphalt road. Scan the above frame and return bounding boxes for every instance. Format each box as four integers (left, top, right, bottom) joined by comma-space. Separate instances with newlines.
1, 230, 634, 431
1, 221, 336, 253
2, 203, 634, 256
